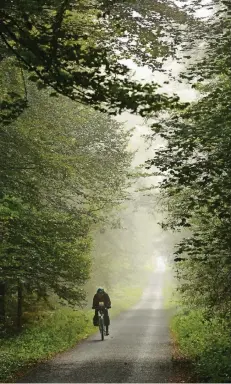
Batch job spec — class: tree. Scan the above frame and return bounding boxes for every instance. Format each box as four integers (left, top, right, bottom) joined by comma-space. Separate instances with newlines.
101, 0, 192, 69
147, 0, 231, 317
0, 0, 189, 119
0, 69, 133, 326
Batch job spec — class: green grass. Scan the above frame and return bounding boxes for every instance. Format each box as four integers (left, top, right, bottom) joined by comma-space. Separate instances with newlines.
160, 271, 231, 382
171, 309, 231, 382
110, 286, 143, 316
0, 309, 95, 382
160, 266, 178, 310
163, 275, 176, 309
0, 284, 144, 382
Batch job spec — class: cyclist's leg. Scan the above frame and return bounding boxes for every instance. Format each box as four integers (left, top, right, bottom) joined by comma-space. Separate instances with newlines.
93, 309, 98, 325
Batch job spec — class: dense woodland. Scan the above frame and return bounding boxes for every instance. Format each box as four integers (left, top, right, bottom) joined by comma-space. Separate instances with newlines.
0, 0, 187, 329
1, 0, 231, 382
148, 0, 231, 381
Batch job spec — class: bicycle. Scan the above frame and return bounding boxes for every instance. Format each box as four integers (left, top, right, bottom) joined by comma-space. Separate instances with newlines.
97, 302, 106, 341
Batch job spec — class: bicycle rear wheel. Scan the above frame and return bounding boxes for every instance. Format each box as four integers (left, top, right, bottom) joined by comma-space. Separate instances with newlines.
99, 318, 104, 341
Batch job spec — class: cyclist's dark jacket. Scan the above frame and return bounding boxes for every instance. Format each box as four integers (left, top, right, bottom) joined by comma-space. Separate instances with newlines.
92, 292, 111, 308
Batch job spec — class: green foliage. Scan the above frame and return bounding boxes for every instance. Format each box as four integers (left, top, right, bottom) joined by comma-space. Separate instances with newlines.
0, 59, 133, 322
102, 0, 193, 69
146, 0, 231, 301
0, 0, 187, 116
0, 0, 177, 336
149, 74, 231, 314
172, 310, 231, 382
0, 195, 91, 303
146, 1, 231, 380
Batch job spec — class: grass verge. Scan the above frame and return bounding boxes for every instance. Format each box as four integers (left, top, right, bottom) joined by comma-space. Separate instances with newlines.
162, 269, 177, 310
162, 272, 196, 383
171, 309, 231, 383
0, 285, 144, 382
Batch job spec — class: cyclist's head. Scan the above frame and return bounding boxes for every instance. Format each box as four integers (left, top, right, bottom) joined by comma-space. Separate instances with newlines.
97, 287, 104, 295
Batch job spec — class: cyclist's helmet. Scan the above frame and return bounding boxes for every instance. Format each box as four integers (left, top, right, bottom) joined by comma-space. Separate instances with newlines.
97, 287, 104, 294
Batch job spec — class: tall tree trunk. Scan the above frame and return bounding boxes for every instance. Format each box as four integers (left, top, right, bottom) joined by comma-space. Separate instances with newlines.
17, 281, 23, 330
0, 282, 5, 327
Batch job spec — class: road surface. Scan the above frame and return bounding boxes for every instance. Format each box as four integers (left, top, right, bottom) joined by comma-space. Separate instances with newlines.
20, 272, 174, 383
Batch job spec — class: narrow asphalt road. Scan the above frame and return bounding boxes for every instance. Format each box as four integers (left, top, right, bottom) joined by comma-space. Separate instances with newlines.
20, 271, 174, 383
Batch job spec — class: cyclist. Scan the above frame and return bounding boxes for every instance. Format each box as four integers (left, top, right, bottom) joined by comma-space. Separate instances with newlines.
92, 287, 111, 335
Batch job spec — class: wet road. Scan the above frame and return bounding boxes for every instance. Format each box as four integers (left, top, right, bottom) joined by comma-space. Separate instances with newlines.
20, 272, 173, 383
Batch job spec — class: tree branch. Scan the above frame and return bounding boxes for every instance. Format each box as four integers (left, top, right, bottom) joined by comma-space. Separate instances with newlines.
50, 0, 70, 68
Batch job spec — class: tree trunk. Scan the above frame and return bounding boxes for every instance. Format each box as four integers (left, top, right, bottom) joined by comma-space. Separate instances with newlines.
0, 282, 5, 327
17, 281, 23, 330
